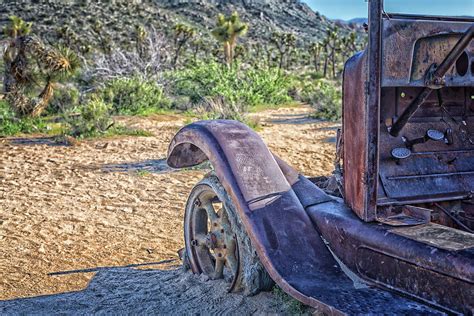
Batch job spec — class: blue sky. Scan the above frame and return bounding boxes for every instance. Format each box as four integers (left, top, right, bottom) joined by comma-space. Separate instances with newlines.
303, 0, 474, 20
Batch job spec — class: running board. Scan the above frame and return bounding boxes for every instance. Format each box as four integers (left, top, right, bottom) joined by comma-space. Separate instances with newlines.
263, 176, 443, 314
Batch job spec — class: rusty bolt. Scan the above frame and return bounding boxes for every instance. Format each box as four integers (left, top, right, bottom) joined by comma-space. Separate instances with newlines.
191, 239, 198, 246
210, 234, 218, 249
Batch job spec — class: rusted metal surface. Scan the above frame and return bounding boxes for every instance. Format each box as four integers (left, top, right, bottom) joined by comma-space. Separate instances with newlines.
389, 25, 474, 137
342, 1, 474, 221
365, 0, 383, 221
167, 120, 441, 314
307, 200, 474, 315
183, 180, 240, 288
377, 86, 474, 204
342, 51, 370, 221
376, 205, 431, 226
390, 223, 474, 251
340, 1, 383, 222
381, 18, 474, 87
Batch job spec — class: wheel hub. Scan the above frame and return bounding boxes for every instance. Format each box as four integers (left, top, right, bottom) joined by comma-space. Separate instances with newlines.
188, 191, 239, 282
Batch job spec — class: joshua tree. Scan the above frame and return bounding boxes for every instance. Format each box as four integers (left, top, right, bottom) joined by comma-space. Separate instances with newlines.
191, 38, 204, 63
2, 15, 32, 39
322, 26, 341, 78
211, 11, 248, 67
57, 25, 90, 56
233, 44, 247, 62
57, 26, 75, 47
91, 20, 112, 54
320, 37, 330, 77
251, 42, 261, 60
270, 32, 296, 70
310, 41, 323, 72
340, 31, 358, 60
134, 24, 148, 58
2, 16, 79, 117
264, 45, 276, 68
172, 23, 196, 69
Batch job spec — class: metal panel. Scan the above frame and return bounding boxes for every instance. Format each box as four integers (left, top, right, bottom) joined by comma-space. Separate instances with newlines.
342, 51, 369, 220
381, 19, 474, 87
377, 86, 474, 204
343, 0, 382, 222
365, 0, 383, 221
307, 200, 474, 314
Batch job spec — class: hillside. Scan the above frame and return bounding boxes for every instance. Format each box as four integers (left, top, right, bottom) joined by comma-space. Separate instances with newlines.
0, 0, 362, 54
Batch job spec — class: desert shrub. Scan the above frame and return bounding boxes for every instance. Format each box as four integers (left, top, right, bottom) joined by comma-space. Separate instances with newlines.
303, 79, 342, 121
194, 96, 261, 130
46, 85, 80, 114
101, 77, 171, 115
272, 286, 308, 315
195, 96, 246, 121
171, 61, 292, 108
65, 97, 113, 137
0, 99, 48, 136
81, 27, 168, 83
64, 97, 152, 138
110, 125, 153, 137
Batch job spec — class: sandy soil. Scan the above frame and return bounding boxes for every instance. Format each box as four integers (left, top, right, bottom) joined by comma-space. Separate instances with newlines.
0, 106, 339, 313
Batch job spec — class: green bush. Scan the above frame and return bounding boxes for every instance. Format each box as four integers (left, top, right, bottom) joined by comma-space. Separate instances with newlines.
171, 61, 292, 109
47, 85, 80, 114
195, 96, 246, 121
272, 286, 308, 314
0, 100, 48, 136
303, 79, 342, 121
66, 97, 113, 137
101, 77, 171, 115
64, 97, 152, 138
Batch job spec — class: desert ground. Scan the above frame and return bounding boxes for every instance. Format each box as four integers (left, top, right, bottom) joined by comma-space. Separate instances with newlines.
0, 106, 339, 313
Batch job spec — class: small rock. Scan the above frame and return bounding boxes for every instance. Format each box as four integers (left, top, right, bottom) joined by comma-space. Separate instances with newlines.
122, 207, 133, 213
199, 274, 210, 282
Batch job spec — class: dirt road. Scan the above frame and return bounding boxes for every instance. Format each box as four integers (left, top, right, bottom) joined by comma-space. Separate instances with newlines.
0, 107, 339, 313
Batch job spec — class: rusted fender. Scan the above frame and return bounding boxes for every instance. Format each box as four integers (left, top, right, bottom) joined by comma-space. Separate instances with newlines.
167, 120, 439, 315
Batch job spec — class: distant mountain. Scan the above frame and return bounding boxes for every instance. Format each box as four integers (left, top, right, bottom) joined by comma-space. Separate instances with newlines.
156, 0, 352, 40
332, 17, 367, 26
0, 0, 362, 52
347, 17, 368, 25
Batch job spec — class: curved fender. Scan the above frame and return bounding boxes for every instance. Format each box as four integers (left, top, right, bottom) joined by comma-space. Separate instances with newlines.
167, 120, 440, 315
168, 120, 291, 207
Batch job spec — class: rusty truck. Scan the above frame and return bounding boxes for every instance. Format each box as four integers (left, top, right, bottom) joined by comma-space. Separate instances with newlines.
167, 0, 474, 314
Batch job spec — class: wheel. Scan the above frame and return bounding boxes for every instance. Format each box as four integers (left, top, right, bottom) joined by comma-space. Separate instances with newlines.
184, 174, 274, 295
